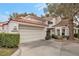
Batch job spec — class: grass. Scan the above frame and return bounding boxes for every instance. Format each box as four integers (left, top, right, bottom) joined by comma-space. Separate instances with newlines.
0, 48, 17, 56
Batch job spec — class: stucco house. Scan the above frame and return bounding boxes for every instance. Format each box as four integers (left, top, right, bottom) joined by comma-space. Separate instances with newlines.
0, 15, 47, 43
0, 22, 4, 32
44, 16, 79, 38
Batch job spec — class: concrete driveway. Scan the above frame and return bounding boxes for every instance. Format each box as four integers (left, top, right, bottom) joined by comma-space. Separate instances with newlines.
19, 39, 79, 56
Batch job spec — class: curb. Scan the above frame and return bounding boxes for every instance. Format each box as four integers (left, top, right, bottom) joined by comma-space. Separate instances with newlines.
11, 48, 21, 56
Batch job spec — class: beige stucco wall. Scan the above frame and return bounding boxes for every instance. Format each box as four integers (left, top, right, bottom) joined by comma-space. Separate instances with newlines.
48, 16, 61, 28
3, 25, 8, 33
55, 27, 62, 36
74, 27, 79, 34
55, 26, 69, 36
7, 21, 19, 33
0, 27, 3, 33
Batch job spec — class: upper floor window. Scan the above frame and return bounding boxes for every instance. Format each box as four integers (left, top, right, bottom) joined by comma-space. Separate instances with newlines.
48, 21, 53, 24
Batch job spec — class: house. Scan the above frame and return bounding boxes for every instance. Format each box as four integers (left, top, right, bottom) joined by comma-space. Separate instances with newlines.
0, 15, 47, 43
53, 18, 70, 36
0, 22, 4, 32
45, 16, 79, 38
43, 16, 62, 36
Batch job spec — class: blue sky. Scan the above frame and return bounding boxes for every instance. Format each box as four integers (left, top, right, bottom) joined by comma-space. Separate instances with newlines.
0, 3, 46, 22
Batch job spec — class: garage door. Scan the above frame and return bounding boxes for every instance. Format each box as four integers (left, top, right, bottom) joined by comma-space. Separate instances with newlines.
19, 25, 46, 43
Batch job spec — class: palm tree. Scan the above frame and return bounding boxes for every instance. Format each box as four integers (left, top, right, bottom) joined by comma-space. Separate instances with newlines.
9, 12, 19, 19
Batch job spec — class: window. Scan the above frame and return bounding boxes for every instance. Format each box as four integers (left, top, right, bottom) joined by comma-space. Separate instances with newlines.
48, 21, 53, 24
62, 29, 65, 36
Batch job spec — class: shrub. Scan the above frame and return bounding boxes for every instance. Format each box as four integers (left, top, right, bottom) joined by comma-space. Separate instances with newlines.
45, 29, 51, 40
0, 33, 20, 48
74, 34, 78, 38
52, 34, 58, 39
77, 33, 79, 39
64, 36, 69, 40
0, 33, 2, 47
45, 35, 51, 40
74, 33, 79, 39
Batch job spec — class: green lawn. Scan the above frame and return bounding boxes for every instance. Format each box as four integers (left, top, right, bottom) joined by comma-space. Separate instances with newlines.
0, 48, 17, 56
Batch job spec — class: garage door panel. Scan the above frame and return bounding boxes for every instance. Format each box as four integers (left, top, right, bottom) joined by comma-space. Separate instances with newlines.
19, 25, 46, 43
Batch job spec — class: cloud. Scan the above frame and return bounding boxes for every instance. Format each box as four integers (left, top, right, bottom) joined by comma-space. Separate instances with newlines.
0, 15, 9, 22
35, 3, 47, 11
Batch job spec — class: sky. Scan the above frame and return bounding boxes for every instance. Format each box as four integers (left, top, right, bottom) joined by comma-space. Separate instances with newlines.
0, 3, 46, 22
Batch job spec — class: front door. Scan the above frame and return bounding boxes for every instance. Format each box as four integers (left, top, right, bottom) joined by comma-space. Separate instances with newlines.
62, 29, 65, 36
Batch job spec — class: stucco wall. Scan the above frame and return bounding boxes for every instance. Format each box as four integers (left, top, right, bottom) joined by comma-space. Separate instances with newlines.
55, 16, 61, 25
55, 26, 69, 36
3, 25, 8, 33
0, 27, 2, 32
48, 16, 61, 28
55, 27, 62, 36
74, 27, 79, 34
64, 26, 69, 36
8, 21, 19, 33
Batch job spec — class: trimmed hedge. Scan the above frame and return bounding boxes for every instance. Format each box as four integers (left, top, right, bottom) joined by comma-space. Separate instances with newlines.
74, 34, 78, 38
74, 33, 79, 39
0, 33, 20, 48
45, 29, 51, 40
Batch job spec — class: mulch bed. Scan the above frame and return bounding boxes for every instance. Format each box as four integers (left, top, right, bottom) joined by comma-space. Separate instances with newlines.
0, 48, 17, 56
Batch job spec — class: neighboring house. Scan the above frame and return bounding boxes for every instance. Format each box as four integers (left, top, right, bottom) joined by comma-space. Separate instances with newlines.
54, 18, 79, 37
45, 16, 79, 37
0, 15, 47, 43
0, 22, 3, 32
53, 18, 70, 36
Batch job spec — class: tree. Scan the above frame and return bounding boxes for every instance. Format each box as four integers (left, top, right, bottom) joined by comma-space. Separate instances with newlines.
46, 3, 79, 40
9, 12, 19, 19
28, 13, 37, 16
9, 12, 28, 19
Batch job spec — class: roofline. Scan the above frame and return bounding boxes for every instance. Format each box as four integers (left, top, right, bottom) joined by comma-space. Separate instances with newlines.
2, 17, 48, 27
0, 25, 3, 27
12, 19, 47, 26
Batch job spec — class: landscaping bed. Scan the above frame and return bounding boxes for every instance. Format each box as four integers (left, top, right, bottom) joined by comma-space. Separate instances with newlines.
69, 39, 79, 43
0, 33, 20, 56
55, 39, 66, 42
0, 48, 17, 56
54, 38, 79, 43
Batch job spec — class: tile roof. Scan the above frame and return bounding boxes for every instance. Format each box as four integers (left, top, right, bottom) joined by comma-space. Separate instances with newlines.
42, 16, 53, 21
0, 15, 48, 28
53, 18, 77, 27
0, 22, 5, 27
11, 15, 47, 27
53, 18, 69, 27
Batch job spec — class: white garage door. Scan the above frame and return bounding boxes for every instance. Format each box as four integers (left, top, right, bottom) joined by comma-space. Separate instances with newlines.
19, 25, 46, 43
